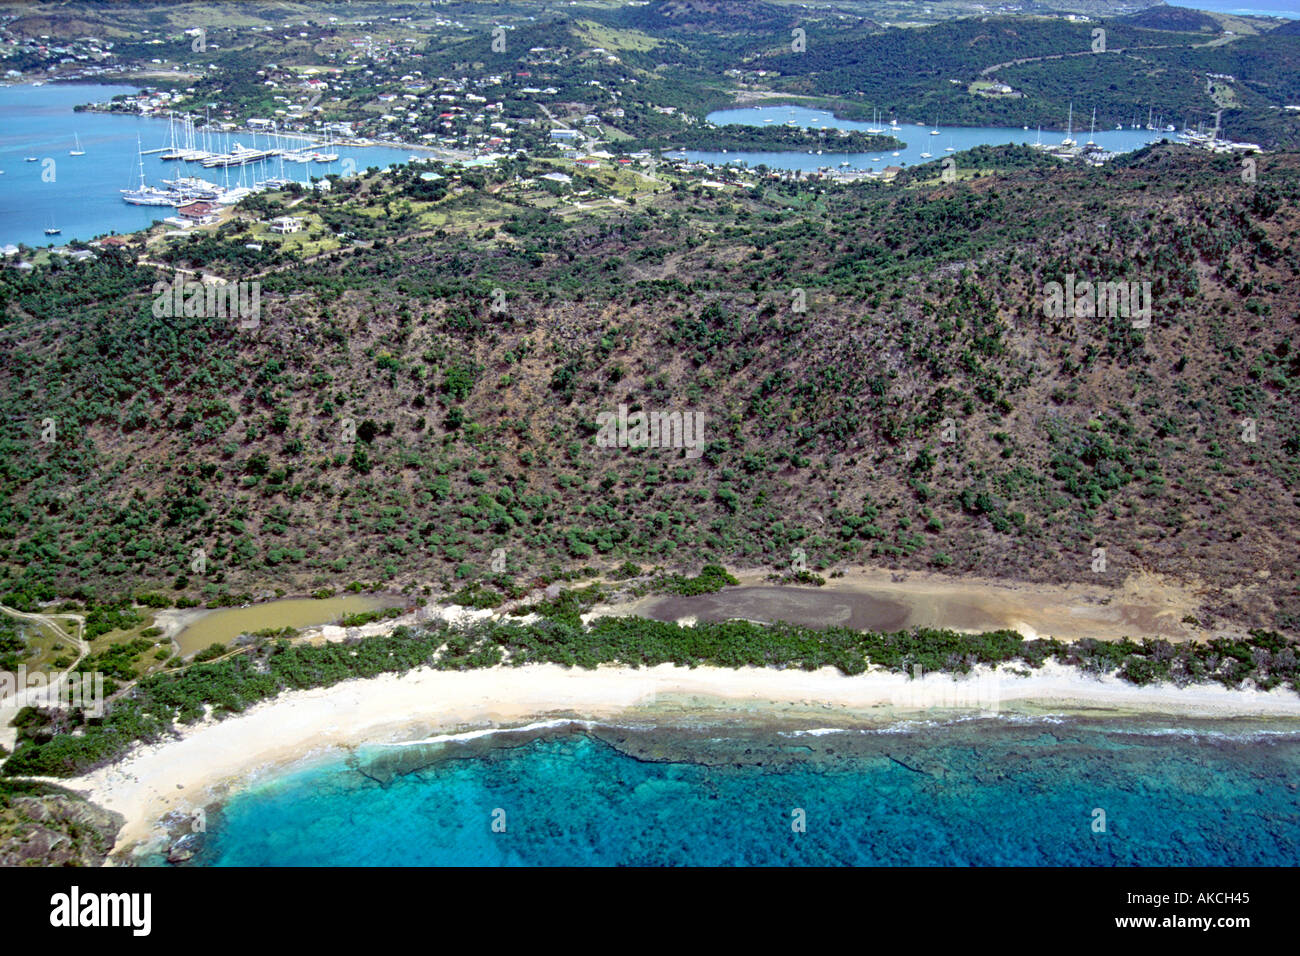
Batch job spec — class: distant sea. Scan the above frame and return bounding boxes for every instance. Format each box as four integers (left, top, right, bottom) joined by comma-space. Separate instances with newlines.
1187, 0, 1299, 16
160, 714, 1300, 866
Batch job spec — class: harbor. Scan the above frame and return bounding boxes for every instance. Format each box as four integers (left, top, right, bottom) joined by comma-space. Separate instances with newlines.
667, 104, 1261, 180
0, 84, 446, 248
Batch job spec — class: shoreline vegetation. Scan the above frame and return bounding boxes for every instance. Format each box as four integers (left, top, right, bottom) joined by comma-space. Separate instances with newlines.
4, 567, 1298, 782
1, 565, 1298, 860
59, 657, 1300, 860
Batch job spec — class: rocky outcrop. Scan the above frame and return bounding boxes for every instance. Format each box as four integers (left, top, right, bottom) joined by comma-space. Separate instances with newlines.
0, 787, 123, 867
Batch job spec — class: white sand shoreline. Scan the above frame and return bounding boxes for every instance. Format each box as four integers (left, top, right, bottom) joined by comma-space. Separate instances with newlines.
55, 660, 1300, 859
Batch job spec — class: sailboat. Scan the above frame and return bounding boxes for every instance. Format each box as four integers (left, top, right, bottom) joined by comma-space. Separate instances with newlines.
161, 113, 187, 160
1086, 107, 1097, 146
944, 136, 955, 153
44, 215, 60, 235
1061, 102, 1076, 148
121, 134, 175, 206
24, 156, 37, 162
930, 114, 941, 135
69, 132, 85, 156
313, 128, 338, 163
866, 109, 883, 135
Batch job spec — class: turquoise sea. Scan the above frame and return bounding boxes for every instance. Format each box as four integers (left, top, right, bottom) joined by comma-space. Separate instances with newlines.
160, 715, 1300, 866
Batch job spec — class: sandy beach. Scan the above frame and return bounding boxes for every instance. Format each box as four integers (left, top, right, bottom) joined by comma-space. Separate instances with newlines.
62, 659, 1300, 859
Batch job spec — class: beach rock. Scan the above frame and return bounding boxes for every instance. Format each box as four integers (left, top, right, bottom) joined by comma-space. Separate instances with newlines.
165, 830, 203, 864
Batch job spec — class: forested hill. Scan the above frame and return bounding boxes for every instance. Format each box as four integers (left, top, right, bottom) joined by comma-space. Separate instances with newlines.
1, 145, 1298, 633
747, 13, 1300, 145
1118, 6, 1224, 33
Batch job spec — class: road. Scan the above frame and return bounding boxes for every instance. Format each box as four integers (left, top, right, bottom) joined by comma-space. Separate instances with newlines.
0, 604, 89, 751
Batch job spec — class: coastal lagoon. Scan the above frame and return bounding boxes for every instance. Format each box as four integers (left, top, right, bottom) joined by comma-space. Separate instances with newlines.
613, 578, 1195, 643
0, 83, 422, 248
668, 105, 1168, 174
163, 715, 1300, 866
172, 594, 400, 657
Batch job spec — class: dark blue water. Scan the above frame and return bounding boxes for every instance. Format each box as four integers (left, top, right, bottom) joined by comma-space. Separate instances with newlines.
170, 716, 1300, 866
0, 83, 421, 248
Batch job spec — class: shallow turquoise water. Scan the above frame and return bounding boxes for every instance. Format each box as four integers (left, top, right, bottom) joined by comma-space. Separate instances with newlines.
167, 716, 1300, 866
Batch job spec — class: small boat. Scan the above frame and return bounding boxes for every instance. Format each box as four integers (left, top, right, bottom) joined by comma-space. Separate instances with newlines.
69, 133, 85, 156
919, 151, 932, 159
24, 156, 37, 162
763, 118, 773, 123
871, 157, 882, 162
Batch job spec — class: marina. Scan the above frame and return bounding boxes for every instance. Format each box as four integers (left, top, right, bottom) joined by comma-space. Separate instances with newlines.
670, 104, 1260, 178
0, 84, 437, 248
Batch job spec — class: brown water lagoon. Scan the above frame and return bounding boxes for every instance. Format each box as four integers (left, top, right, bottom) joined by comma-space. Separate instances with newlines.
171, 595, 401, 658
